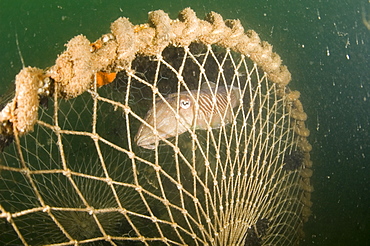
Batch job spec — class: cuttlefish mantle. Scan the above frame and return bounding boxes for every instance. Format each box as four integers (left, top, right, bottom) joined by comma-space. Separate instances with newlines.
135, 83, 241, 149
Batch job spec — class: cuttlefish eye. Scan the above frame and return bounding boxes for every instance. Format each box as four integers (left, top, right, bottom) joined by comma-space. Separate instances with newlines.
180, 98, 191, 109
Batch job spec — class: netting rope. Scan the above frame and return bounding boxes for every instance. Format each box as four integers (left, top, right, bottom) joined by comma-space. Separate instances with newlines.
0, 8, 312, 246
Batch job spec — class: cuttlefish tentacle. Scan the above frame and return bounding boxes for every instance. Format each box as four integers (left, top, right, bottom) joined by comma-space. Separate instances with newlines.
135, 85, 241, 149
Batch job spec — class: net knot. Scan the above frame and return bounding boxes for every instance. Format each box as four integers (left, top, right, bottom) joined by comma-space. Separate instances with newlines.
62, 169, 72, 178
172, 146, 180, 154
2, 211, 12, 223
135, 185, 143, 192
153, 165, 161, 172
151, 216, 158, 222
42, 205, 50, 213
127, 151, 135, 159
105, 178, 113, 185
119, 208, 127, 215
121, 105, 131, 115
20, 168, 30, 176
152, 87, 159, 95
87, 206, 95, 215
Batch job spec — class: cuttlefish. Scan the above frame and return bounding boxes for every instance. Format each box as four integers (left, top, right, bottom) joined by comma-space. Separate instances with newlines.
134, 84, 241, 149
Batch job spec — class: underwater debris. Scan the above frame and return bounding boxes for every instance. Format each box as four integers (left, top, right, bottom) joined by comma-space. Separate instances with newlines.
283, 149, 304, 171
0, 132, 14, 152
244, 218, 270, 246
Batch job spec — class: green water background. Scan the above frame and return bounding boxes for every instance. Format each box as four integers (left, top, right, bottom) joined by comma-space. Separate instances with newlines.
0, 0, 369, 245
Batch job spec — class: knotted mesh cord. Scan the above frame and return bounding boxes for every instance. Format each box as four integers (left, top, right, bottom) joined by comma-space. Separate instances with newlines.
0, 8, 313, 246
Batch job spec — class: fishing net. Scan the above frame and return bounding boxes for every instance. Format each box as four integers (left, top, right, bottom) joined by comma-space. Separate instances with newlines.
0, 8, 313, 246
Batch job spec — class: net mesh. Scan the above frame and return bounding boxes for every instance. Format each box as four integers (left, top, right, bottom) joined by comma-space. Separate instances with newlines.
0, 8, 313, 246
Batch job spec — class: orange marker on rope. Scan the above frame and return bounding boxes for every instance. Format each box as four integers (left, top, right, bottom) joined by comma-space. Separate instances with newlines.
96, 71, 117, 88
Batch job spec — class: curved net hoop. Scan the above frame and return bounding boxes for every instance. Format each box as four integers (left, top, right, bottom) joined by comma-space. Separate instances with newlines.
0, 8, 313, 246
